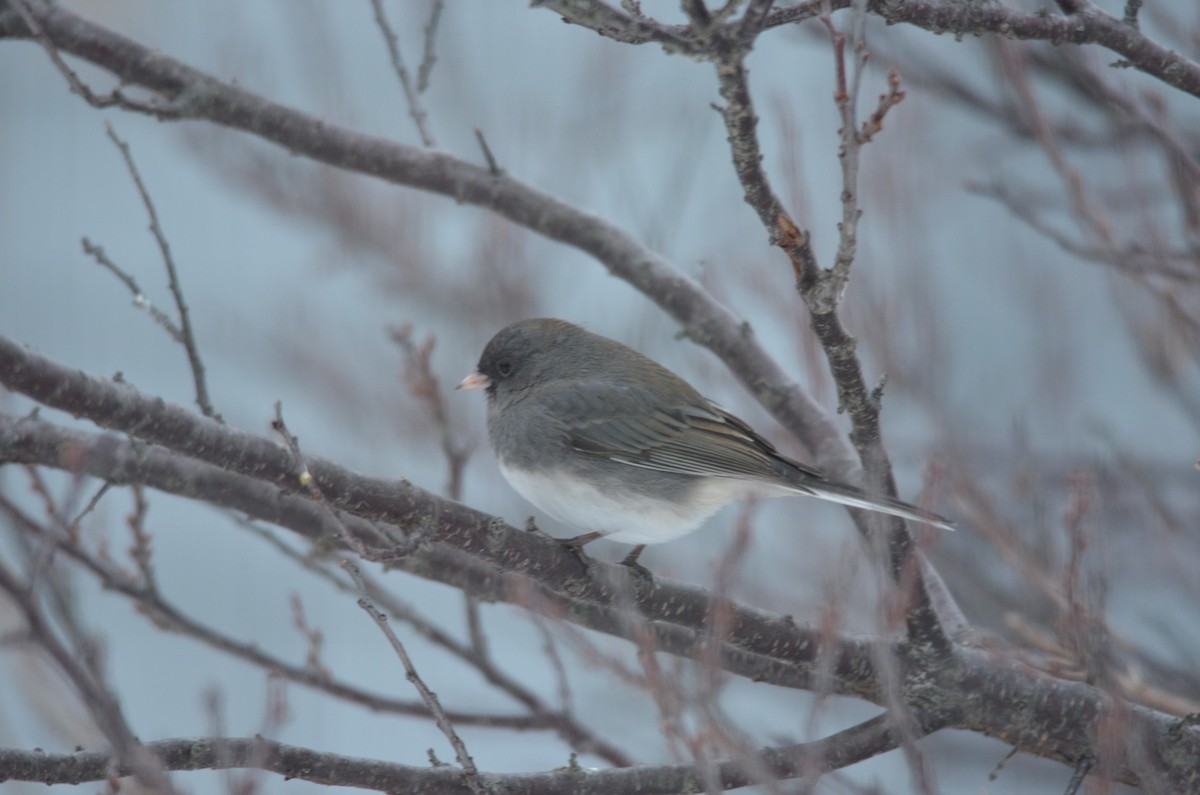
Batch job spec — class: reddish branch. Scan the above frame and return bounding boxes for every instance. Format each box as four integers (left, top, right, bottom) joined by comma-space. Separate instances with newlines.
709, 6, 947, 654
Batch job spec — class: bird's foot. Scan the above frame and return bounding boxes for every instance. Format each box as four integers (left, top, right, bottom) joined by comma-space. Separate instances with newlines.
560, 531, 603, 569
619, 544, 652, 580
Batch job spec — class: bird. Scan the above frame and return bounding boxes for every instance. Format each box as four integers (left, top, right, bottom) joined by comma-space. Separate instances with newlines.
459, 318, 952, 566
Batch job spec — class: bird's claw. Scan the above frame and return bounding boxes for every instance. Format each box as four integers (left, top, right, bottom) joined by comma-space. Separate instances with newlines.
619, 545, 652, 580
560, 531, 602, 569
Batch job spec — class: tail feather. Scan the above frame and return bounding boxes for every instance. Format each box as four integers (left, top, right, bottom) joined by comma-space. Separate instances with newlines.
798, 479, 955, 531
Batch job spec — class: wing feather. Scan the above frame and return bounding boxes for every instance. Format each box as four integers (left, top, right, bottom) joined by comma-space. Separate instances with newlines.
545, 382, 824, 484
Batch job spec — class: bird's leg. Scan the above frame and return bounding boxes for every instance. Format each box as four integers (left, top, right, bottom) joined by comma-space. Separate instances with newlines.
562, 531, 603, 548
619, 544, 652, 578
559, 531, 603, 567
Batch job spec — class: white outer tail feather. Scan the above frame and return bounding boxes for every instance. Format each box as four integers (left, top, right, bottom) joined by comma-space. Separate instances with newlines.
799, 482, 956, 532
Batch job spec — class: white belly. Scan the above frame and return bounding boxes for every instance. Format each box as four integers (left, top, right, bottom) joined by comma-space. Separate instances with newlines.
498, 460, 753, 545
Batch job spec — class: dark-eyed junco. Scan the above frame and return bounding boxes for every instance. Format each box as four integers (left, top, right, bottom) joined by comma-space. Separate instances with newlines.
460, 318, 952, 564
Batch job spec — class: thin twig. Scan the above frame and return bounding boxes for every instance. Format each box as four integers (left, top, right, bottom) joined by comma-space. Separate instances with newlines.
68, 481, 112, 534
290, 593, 331, 679
103, 122, 217, 419
342, 560, 486, 793
81, 239, 184, 340
968, 181, 1200, 284
342, 559, 631, 765
8, 0, 181, 118
474, 127, 502, 176
416, 0, 445, 92
0, 559, 177, 793
389, 323, 472, 501
125, 484, 157, 595
993, 41, 1114, 245
820, 10, 855, 302
271, 401, 370, 559
736, 0, 775, 41
465, 597, 488, 658
694, 502, 784, 790
532, 617, 574, 715
859, 68, 906, 142
819, 0, 903, 303
369, 0, 436, 146
0, 497, 534, 729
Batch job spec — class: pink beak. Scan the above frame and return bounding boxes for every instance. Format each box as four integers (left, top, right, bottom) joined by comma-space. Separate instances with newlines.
457, 371, 490, 391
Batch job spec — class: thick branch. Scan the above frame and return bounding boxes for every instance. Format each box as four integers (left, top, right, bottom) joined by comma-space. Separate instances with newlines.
3, 352, 1200, 787
868, 0, 1200, 100
0, 364, 883, 700
0, 717, 908, 792
541, 1, 1200, 98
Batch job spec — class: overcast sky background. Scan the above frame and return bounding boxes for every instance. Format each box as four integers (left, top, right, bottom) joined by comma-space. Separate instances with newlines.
2, 1, 1197, 793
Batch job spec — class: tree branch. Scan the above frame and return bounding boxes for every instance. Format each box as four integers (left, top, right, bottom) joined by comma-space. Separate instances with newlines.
0, 716, 909, 792
0, 0, 857, 483
0, 380, 884, 699
3, 346, 1200, 787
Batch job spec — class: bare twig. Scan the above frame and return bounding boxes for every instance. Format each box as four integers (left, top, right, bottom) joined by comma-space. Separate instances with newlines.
68, 480, 112, 533
204, 679, 288, 795
81, 239, 186, 338
7, 0, 183, 118
0, 716, 910, 791
124, 484, 156, 594
0, 495, 537, 730
0, 403, 879, 697
993, 41, 1114, 246
820, 8, 858, 303
271, 401, 371, 559
416, 0, 445, 92
712, 4, 949, 654
389, 323, 472, 501
342, 560, 486, 793
737, 0, 775, 41
369, 0, 436, 146
341, 561, 632, 765
0, 559, 177, 793
474, 127, 502, 176
819, 3, 903, 297
465, 597, 487, 657
289, 593, 331, 679
969, 182, 1200, 284
533, 616, 574, 715
102, 122, 217, 419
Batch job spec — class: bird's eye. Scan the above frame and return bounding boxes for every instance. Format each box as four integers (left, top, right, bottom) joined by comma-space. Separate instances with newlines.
496, 359, 513, 377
